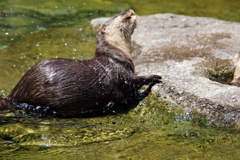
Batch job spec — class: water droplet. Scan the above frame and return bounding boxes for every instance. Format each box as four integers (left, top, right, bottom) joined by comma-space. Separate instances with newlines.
5, 32, 9, 35
182, 18, 186, 22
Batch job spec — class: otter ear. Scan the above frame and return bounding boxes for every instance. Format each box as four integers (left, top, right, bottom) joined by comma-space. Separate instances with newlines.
99, 25, 106, 34
100, 28, 105, 34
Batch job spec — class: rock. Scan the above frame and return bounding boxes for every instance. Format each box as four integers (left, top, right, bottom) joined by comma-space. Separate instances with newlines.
91, 14, 240, 126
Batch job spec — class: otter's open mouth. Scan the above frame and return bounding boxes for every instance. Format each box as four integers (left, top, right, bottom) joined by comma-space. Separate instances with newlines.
131, 22, 137, 34
122, 13, 137, 36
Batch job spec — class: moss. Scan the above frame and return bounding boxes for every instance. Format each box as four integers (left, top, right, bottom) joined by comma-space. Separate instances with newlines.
1, 94, 240, 159
209, 69, 234, 84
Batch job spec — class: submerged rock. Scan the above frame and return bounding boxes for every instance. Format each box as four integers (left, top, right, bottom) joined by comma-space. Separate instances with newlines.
91, 14, 240, 126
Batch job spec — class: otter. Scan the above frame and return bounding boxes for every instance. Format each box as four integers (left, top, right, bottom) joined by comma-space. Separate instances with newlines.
0, 9, 161, 117
231, 52, 240, 86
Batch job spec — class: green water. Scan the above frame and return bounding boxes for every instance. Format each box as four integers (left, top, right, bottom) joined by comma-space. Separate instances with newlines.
1, 0, 240, 159
1, 95, 240, 159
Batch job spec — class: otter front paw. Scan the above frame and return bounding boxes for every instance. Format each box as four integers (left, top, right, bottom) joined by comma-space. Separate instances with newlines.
149, 75, 162, 83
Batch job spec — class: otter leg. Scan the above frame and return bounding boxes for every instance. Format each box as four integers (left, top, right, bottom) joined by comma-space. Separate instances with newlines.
128, 75, 161, 103
135, 82, 158, 101
114, 75, 161, 113
132, 75, 162, 90
113, 81, 160, 113
127, 81, 160, 104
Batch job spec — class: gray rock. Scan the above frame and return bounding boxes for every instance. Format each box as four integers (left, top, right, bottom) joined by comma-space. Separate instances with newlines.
91, 14, 240, 126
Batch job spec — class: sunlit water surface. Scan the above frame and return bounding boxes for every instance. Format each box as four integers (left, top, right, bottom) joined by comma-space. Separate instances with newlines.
1, 0, 240, 159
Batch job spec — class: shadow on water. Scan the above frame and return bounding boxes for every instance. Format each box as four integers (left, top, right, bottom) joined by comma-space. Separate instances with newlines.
1, 0, 240, 159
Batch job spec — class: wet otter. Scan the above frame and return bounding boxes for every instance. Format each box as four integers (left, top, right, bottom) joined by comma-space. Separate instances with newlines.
231, 52, 240, 86
0, 9, 161, 117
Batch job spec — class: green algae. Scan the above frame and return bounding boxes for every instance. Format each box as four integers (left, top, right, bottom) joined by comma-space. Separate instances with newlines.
1, 95, 240, 159
209, 69, 234, 84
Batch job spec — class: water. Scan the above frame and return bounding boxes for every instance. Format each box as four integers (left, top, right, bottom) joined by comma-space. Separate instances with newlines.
1, 0, 240, 159
1, 96, 240, 159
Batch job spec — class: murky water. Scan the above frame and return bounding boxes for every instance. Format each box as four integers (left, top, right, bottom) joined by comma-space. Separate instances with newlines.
1, 0, 240, 159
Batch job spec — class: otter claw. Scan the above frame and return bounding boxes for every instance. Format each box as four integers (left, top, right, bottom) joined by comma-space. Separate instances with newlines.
151, 75, 162, 83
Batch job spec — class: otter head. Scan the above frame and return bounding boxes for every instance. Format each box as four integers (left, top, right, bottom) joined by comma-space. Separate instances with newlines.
99, 9, 136, 47
95, 9, 137, 67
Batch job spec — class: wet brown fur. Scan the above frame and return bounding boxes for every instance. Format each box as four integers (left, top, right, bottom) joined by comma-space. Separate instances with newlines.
0, 9, 161, 117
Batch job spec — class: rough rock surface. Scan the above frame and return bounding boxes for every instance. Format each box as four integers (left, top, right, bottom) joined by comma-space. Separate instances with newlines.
91, 14, 240, 126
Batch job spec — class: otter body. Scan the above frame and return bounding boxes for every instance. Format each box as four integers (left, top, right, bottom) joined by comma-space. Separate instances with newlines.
7, 56, 158, 116
0, 9, 161, 117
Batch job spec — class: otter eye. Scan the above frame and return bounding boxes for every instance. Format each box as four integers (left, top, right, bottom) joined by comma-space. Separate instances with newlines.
126, 16, 132, 20
123, 16, 132, 22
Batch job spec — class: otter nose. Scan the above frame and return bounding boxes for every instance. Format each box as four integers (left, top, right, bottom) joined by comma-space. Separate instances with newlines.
130, 14, 137, 23
128, 9, 136, 23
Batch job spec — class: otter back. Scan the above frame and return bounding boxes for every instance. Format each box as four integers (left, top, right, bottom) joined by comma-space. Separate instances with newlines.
0, 9, 162, 117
